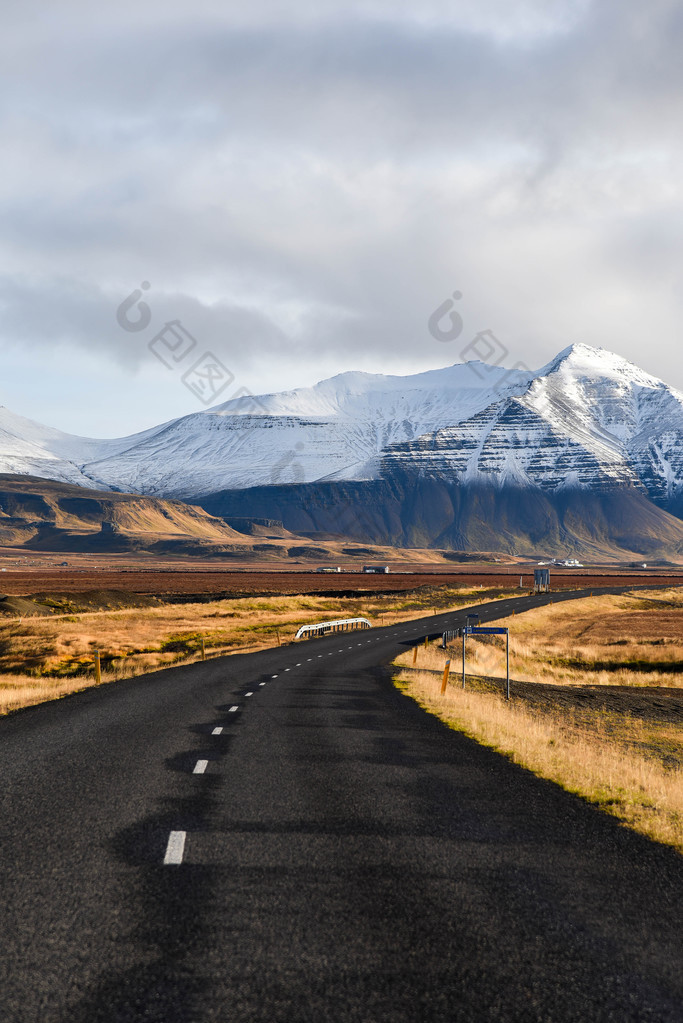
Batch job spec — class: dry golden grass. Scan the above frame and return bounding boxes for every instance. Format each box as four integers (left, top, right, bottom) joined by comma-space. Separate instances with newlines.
450, 589, 683, 689
0, 674, 100, 716
0, 585, 506, 715
396, 664, 683, 852
395, 642, 683, 854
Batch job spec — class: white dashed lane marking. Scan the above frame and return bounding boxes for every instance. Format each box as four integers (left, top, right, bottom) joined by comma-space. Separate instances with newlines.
212, 727, 223, 735
193, 759, 208, 775
245, 692, 253, 697
229, 706, 239, 713
272, 674, 279, 678
259, 682, 266, 686
163, 831, 186, 866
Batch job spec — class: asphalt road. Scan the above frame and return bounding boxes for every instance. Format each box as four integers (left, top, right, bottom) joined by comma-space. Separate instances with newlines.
1, 588, 681, 1022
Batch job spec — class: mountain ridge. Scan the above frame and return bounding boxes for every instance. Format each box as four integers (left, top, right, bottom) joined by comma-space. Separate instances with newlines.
2, 345, 683, 550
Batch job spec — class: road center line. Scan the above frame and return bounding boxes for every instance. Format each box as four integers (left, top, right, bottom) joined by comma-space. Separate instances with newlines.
259, 682, 266, 686
163, 831, 186, 865
245, 691, 254, 696
212, 726, 223, 735
229, 705, 239, 712
193, 759, 208, 774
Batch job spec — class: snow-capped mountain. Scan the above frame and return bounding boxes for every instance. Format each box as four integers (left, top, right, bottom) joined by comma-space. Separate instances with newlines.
2, 344, 683, 514
82, 360, 537, 496
0, 360, 535, 497
382, 345, 683, 502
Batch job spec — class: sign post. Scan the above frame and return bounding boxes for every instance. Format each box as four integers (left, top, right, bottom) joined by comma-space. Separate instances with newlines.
466, 625, 510, 700
463, 614, 479, 690
443, 618, 511, 699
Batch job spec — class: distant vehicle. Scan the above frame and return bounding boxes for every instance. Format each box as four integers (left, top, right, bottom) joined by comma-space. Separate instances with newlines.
316, 566, 341, 573
362, 565, 390, 574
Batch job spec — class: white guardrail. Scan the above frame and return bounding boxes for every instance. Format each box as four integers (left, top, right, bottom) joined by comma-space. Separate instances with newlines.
295, 617, 372, 640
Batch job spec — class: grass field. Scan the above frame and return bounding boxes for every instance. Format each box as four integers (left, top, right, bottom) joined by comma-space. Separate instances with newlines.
0, 585, 502, 715
453, 589, 683, 689
394, 591, 683, 853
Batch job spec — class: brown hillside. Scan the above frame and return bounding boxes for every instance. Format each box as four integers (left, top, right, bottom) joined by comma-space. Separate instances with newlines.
0, 475, 245, 553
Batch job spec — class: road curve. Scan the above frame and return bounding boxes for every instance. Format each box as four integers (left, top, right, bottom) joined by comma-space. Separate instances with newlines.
0, 587, 681, 1022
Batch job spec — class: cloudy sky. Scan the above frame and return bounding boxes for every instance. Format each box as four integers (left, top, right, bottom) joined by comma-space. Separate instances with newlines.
2, 0, 682, 436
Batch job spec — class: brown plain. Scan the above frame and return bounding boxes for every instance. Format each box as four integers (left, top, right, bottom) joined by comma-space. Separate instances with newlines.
1, 567, 683, 598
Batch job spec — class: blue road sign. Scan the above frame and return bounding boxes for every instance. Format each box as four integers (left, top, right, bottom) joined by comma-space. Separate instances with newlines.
467, 627, 508, 635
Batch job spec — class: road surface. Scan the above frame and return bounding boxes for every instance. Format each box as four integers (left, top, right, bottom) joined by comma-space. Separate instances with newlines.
1, 588, 681, 1021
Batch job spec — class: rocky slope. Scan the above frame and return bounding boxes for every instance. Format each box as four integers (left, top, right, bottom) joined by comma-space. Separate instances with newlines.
200, 476, 683, 561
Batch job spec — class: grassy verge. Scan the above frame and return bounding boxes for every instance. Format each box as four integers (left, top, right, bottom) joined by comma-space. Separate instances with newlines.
394, 644, 683, 854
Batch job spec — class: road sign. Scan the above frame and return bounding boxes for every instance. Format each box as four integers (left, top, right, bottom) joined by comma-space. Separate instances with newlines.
442, 623, 511, 700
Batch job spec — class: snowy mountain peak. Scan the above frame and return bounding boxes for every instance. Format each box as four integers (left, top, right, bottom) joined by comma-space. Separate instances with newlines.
539, 342, 665, 390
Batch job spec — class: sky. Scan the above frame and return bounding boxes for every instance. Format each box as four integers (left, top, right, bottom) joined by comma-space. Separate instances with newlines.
2, 0, 683, 437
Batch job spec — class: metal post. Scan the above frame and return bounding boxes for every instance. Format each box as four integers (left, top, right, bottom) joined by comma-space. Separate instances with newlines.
506, 629, 510, 701
462, 629, 466, 689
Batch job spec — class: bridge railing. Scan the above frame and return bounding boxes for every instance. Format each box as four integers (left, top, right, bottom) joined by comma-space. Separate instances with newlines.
295, 617, 372, 640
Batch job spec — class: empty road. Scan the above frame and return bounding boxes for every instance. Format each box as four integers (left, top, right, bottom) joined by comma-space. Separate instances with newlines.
1, 589, 681, 1021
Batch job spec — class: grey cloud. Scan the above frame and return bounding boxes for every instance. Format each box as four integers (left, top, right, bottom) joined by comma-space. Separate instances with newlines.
2, 0, 683, 434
